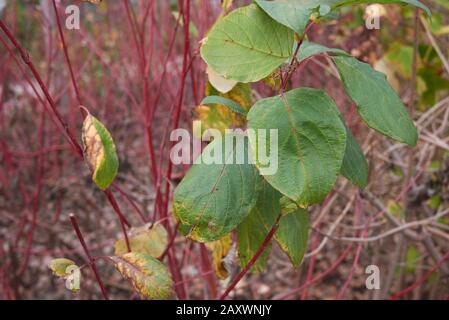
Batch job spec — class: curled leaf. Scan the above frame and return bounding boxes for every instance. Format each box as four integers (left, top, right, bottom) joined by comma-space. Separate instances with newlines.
207, 66, 237, 93
49, 258, 77, 277
112, 252, 175, 300
114, 223, 168, 258
82, 113, 119, 190
205, 234, 233, 279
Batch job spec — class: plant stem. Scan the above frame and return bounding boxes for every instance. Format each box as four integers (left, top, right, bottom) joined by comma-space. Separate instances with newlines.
104, 189, 131, 253
0, 19, 83, 157
69, 213, 109, 300
52, 0, 83, 107
219, 213, 282, 300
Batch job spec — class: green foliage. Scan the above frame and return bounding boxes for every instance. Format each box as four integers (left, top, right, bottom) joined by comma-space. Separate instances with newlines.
200, 4, 294, 82
275, 208, 309, 268
174, 0, 423, 272
340, 125, 369, 188
200, 95, 247, 116
255, 0, 312, 35
237, 180, 281, 272
247, 88, 347, 206
333, 55, 418, 146
173, 134, 261, 242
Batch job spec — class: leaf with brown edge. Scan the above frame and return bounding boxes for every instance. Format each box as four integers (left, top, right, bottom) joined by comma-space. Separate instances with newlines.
112, 252, 175, 300
205, 234, 233, 279
82, 112, 119, 190
114, 222, 168, 258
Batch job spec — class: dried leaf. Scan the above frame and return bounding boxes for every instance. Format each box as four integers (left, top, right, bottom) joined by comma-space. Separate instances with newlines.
112, 252, 175, 300
114, 223, 168, 258
82, 113, 119, 190
205, 234, 232, 279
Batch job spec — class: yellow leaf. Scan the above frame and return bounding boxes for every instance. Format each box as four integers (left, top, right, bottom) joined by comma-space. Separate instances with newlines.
114, 223, 168, 258
206, 234, 232, 279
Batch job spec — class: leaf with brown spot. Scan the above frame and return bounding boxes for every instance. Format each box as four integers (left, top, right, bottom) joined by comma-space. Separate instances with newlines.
112, 252, 175, 300
81, 112, 119, 190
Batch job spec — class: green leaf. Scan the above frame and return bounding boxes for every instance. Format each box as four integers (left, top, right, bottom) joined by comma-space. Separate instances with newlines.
112, 252, 174, 300
340, 125, 369, 188
173, 133, 261, 242
82, 114, 119, 190
200, 95, 248, 116
194, 82, 252, 137
405, 245, 420, 273
275, 208, 309, 268
114, 223, 168, 258
255, 0, 312, 35
247, 88, 347, 206
49, 258, 76, 277
297, 0, 430, 17
200, 4, 294, 83
332, 55, 418, 146
298, 41, 348, 63
237, 179, 281, 272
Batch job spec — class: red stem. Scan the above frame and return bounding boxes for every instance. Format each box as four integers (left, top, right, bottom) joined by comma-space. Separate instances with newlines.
219, 214, 282, 300
391, 250, 449, 300
0, 19, 83, 157
69, 213, 109, 300
51, 0, 83, 108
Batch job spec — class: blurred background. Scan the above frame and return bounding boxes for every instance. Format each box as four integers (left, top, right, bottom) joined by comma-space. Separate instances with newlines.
0, 0, 449, 299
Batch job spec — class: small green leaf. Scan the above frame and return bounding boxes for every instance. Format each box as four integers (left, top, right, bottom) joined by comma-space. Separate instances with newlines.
82, 113, 119, 190
200, 4, 294, 83
340, 125, 369, 188
297, 41, 348, 63
275, 208, 309, 268
114, 223, 168, 258
200, 95, 247, 116
297, 0, 431, 17
255, 0, 312, 35
173, 133, 261, 242
112, 252, 174, 300
332, 55, 418, 146
247, 88, 347, 206
405, 245, 420, 273
237, 179, 281, 272
49, 258, 76, 277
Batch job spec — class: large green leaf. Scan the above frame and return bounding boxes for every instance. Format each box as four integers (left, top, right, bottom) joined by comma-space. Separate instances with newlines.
247, 88, 347, 206
200, 4, 294, 83
275, 208, 309, 268
237, 179, 281, 272
340, 125, 369, 188
255, 0, 312, 35
332, 55, 418, 146
173, 134, 261, 242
